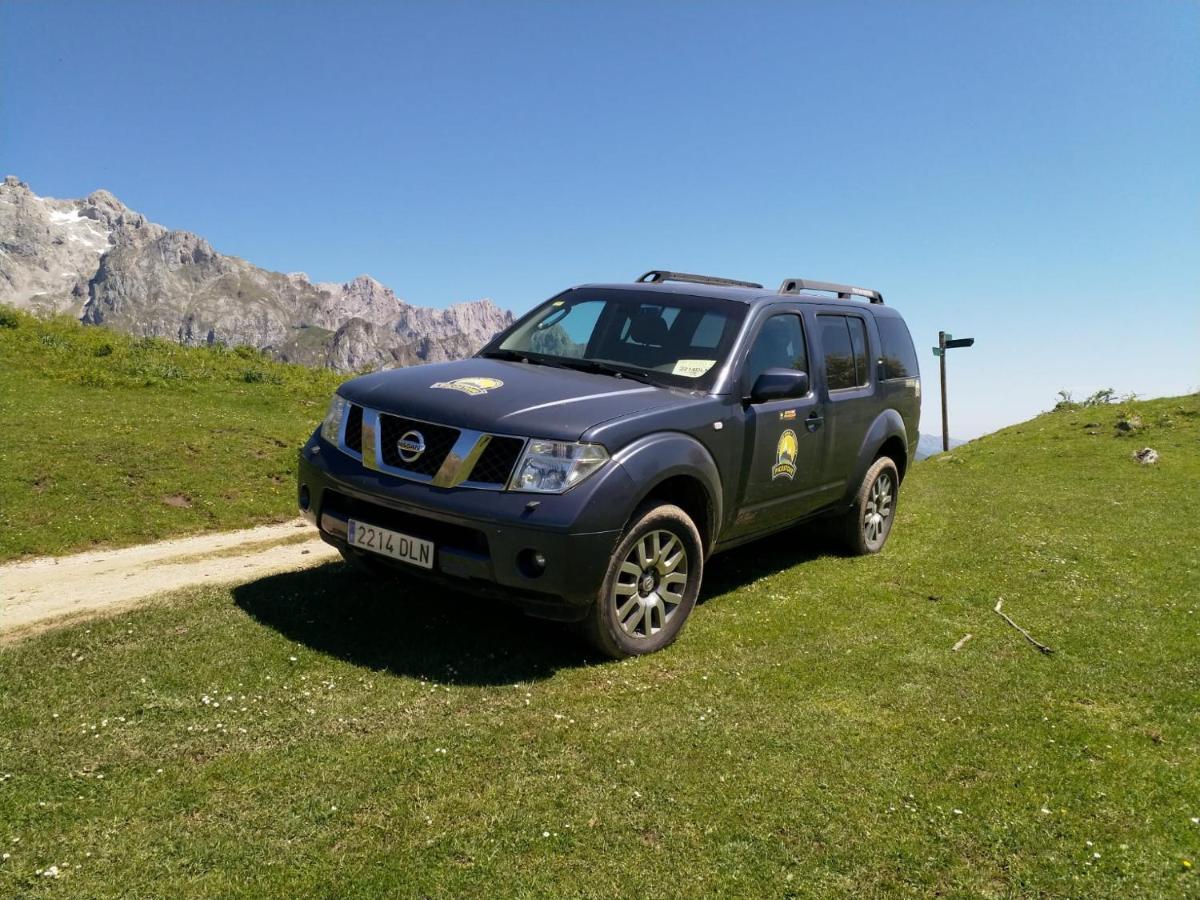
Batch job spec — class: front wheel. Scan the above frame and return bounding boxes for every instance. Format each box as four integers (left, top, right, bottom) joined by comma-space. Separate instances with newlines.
579, 503, 704, 658
838, 456, 900, 555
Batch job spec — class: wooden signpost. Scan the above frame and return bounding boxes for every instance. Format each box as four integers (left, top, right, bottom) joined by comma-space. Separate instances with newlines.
932, 332, 975, 452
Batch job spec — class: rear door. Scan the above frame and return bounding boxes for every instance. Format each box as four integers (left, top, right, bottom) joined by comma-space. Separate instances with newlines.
728, 310, 829, 538
814, 310, 876, 494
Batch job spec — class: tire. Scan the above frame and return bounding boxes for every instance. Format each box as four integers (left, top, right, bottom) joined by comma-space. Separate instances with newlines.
578, 503, 704, 658
838, 456, 900, 556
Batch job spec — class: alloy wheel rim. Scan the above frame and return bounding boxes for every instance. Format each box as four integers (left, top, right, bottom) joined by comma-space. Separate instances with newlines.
613, 529, 688, 638
863, 471, 893, 545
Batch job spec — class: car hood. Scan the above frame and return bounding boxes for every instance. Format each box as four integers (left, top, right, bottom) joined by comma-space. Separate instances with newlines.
337, 358, 697, 441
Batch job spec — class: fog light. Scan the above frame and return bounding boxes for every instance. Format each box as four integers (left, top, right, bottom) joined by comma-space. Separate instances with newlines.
517, 548, 547, 578
299, 484, 311, 510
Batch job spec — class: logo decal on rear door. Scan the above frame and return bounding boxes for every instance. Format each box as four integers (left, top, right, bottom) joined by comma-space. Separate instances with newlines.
772, 429, 798, 481
430, 377, 504, 396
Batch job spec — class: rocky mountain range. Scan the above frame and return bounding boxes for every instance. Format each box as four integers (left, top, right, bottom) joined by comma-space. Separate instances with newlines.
0, 176, 513, 370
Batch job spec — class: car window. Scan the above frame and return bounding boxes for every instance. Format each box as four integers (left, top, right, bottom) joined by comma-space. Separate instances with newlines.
528, 300, 605, 357
745, 314, 808, 387
876, 316, 920, 380
493, 290, 747, 390
847, 317, 869, 386
819, 314, 864, 390
691, 311, 726, 349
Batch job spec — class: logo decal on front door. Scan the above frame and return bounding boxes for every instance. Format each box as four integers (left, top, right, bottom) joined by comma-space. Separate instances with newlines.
772, 429, 798, 481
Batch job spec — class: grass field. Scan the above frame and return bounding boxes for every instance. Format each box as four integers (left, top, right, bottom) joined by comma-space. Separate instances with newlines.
0, 307, 343, 560
1, 374, 1197, 895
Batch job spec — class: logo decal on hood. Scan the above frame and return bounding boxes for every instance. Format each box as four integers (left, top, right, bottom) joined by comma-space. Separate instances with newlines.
772, 429, 798, 481
430, 377, 504, 396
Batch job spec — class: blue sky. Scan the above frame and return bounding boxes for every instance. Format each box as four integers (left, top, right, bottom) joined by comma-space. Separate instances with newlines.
2, 1, 1196, 436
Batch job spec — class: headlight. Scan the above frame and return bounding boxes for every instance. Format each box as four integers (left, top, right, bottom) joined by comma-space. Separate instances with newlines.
510, 440, 609, 493
320, 393, 349, 445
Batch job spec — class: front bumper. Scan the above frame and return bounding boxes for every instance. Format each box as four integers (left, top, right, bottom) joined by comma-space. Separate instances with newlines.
297, 431, 636, 619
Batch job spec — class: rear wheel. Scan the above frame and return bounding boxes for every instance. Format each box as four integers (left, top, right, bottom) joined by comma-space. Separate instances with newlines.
579, 503, 703, 658
838, 456, 900, 555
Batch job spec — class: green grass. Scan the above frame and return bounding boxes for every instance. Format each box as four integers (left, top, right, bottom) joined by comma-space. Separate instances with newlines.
0, 307, 343, 560
1, 391, 1197, 896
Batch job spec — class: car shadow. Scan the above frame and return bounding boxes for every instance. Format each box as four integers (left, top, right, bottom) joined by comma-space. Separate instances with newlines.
695, 520, 843, 602
232, 522, 843, 686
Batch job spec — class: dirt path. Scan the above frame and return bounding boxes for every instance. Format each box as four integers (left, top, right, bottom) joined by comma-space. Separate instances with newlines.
0, 519, 340, 639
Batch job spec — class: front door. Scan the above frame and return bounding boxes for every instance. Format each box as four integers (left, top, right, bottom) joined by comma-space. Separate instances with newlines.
730, 312, 828, 538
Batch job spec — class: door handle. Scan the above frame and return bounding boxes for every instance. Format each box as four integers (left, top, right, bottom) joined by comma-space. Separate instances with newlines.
805, 412, 824, 432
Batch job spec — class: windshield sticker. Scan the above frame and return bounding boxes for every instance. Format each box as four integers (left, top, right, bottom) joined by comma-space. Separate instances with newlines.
430, 377, 504, 396
671, 359, 716, 378
772, 429, 798, 481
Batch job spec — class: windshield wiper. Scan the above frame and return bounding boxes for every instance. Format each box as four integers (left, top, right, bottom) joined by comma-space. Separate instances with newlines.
554, 358, 654, 384
479, 348, 551, 366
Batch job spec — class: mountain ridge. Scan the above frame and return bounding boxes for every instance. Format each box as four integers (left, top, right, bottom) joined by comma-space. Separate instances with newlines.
0, 176, 513, 370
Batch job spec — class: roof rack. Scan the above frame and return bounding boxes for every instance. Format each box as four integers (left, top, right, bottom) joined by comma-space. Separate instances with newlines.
637, 270, 764, 290
778, 278, 884, 304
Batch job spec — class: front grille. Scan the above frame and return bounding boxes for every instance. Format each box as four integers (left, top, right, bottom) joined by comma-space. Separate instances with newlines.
378, 414, 459, 476
468, 436, 525, 486
324, 490, 489, 557
344, 404, 363, 454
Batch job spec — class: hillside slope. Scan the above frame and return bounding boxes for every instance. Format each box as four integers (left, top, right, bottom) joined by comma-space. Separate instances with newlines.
0, 321, 1196, 896
0, 308, 342, 559
0, 176, 513, 370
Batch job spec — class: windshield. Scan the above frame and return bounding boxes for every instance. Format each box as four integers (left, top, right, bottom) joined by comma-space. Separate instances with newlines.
481, 289, 747, 391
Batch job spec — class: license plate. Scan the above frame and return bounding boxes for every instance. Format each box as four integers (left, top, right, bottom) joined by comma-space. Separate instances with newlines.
347, 518, 434, 570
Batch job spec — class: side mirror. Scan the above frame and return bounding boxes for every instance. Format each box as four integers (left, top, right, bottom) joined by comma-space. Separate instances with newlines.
750, 368, 810, 403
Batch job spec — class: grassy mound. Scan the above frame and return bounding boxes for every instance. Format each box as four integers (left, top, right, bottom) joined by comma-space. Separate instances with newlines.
0, 391, 1196, 896
0, 307, 343, 560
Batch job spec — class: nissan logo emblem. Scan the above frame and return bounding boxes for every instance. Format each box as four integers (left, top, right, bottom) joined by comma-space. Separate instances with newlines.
396, 430, 426, 462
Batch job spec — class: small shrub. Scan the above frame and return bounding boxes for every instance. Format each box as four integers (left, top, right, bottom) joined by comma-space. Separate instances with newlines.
242, 369, 282, 385
94, 343, 114, 357
0, 307, 20, 328
1053, 390, 1077, 412
39, 332, 72, 350
1082, 388, 1115, 407
77, 371, 113, 388
134, 336, 173, 353
234, 345, 261, 360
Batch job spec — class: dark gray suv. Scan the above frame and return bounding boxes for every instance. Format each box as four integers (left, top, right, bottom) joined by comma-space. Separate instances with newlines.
298, 270, 920, 656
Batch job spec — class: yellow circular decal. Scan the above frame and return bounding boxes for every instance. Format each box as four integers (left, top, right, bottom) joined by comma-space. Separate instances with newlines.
430, 377, 504, 396
772, 429, 798, 481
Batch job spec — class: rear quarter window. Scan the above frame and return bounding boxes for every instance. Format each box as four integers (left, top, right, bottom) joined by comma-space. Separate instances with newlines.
876, 316, 920, 380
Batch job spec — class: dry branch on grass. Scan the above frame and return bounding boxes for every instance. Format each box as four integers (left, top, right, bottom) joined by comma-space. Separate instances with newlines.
994, 598, 1054, 654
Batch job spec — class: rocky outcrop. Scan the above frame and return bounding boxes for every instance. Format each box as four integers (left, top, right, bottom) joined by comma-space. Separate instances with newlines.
0, 176, 513, 370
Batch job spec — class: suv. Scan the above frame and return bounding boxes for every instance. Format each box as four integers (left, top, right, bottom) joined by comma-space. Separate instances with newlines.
298, 270, 920, 656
